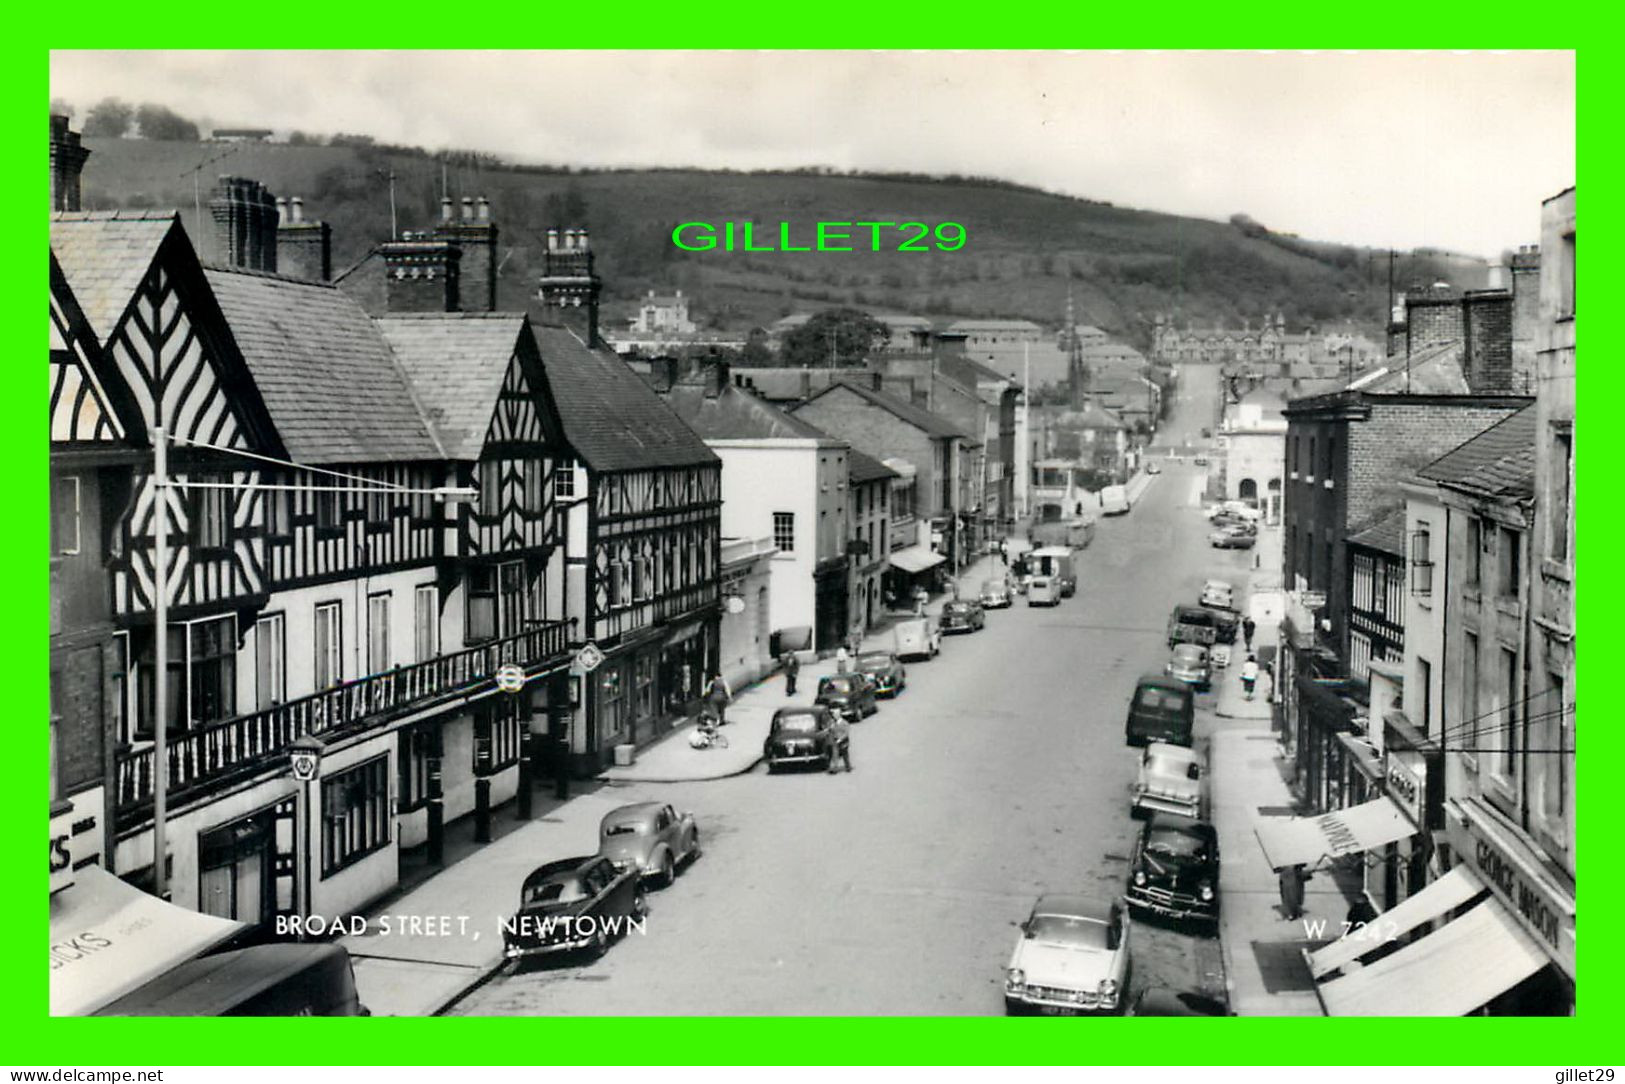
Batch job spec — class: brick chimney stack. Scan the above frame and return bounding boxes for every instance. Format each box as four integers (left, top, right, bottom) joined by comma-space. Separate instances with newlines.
432, 194, 498, 312
381, 232, 461, 312
275, 196, 333, 281
1509, 244, 1542, 393
208, 176, 279, 272
537, 223, 602, 347
50, 115, 90, 213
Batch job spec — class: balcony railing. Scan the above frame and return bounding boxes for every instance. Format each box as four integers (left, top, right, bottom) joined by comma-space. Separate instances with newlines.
116, 620, 571, 814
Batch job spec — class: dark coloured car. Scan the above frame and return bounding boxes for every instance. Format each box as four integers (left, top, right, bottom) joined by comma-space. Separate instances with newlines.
815, 672, 878, 720
855, 651, 907, 697
1209, 525, 1256, 549
597, 802, 701, 888
1125, 674, 1195, 747
1125, 813, 1221, 933
503, 854, 646, 962
940, 599, 986, 633
1129, 987, 1231, 1016
764, 706, 844, 771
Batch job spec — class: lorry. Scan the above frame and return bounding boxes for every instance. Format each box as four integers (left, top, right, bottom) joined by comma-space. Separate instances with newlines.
1029, 545, 1077, 598
95, 942, 369, 1017
1031, 516, 1096, 550
1166, 604, 1219, 649
1100, 485, 1130, 515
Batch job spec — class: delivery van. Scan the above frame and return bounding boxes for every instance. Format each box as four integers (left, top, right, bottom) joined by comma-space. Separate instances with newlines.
893, 616, 942, 661
95, 942, 369, 1017
1030, 546, 1077, 598
1125, 674, 1195, 748
1101, 485, 1130, 515
1027, 575, 1061, 606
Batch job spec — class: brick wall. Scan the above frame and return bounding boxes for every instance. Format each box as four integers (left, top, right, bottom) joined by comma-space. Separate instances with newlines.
1463, 291, 1514, 393
1348, 399, 1528, 533
793, 389, 942, 519
1510, 246, 1541, 395
1406, 295, 1465, 355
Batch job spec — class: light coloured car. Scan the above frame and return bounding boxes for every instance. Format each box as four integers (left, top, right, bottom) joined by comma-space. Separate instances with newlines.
597, 802, 701, 888
893, 616, 942, 661
1199, 580, 1234, 610
1132, 742, 1204, 819
1005, 895, 1132, 1015
1165, 643, 1212, 689
979, 577, 1014, 609
1209, 525, 1256, 550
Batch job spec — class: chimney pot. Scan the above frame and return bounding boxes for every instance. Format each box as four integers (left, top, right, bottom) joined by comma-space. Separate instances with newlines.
546, 228, 559, 252
461, 197, 474, 222
440, 197, 453, 223
276, 197, 288, 222
578, 229, 591, 252
476, 196, 491, 222
290, 196, 304, 224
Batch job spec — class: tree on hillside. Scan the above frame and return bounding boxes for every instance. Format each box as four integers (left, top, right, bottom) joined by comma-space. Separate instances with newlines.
135, 102, 200, 141
83, 98, 134, 137
543, 182, 590, 229
780, 308, 889, 368
739, 328, 773, 365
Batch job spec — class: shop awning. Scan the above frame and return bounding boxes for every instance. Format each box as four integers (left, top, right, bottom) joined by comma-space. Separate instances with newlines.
1316, 897, 1549, 1016
1306, 865, 1485, 980
50, 865, 246, 1017
1254, 797, 1416, 872
889, 546, 946, 574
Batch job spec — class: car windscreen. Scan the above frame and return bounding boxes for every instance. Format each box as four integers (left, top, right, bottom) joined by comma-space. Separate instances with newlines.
1145, 828, 1206, 861
1028, 914, 1109, 949
980, 580, 1004, 592
1146, 752, 1196, 778
1136, 686, 1188, 710
774, 713, 821, 733
523, 879, 587, 906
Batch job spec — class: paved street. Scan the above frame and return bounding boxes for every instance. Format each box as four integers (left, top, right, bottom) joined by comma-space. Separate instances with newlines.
456, 388, 1255, 1016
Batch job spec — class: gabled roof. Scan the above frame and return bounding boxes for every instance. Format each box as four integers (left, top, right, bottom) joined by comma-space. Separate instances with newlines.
795, 379, 972, 440
1055, 400, 1127, 430
204, 267, 443, 464
660, 383, 840, 443
1347, 507, 1407, 557
375, 313, 536, 461
961, 357, 1015, 385
532, 325, 717, 471
1417, 403, 1537, 499
49, 211, 179, 346
848, 448, 899, 484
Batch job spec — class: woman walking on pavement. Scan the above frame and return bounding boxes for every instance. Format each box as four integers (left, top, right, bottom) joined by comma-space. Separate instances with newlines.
705, 672, 733, 725
1241, 654, 1259, 700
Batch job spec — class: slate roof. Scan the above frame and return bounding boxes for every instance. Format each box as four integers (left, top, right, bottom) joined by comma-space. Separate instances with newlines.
1416, 403, 1537, 499
848, 448, 899, 485
1347, 341, 1468, 395
203, 267, 443, 464
532, 324, 717, 471
795, 379, 972, 440
376, 313, 533, 461
49, 211, 179, 346
1055, 401, 1127, 430
660, 383, 839, 443
961, 357, 1014, 385
1346, 507, 1407, 557
947, 319, 1044, 332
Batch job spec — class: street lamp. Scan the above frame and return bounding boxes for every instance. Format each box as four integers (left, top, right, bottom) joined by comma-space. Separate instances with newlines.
288, 734, 326, 933
148, 427, 478, 899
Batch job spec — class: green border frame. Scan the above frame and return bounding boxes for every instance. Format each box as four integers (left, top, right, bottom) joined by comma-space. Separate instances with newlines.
13, 27, 1601, 1066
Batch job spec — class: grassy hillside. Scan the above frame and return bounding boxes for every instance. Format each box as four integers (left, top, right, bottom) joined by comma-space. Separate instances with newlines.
75, 137, 1491, 348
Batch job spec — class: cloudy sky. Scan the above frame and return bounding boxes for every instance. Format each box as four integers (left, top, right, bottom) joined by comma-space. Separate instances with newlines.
50, 50, 1574, 258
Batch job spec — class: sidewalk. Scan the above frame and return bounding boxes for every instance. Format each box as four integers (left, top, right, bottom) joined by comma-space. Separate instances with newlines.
599, 552, 1007, 784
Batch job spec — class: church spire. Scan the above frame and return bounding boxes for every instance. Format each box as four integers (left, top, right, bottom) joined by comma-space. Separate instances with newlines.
1066, 284, 1088, 410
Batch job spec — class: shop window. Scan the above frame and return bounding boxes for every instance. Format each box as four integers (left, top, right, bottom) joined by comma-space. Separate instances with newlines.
636, 653, 656, 720
198, 811, 273, 925
321, 755, 390, 876
399, 722, 436, 812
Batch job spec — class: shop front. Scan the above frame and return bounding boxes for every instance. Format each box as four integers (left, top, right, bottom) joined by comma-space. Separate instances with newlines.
1292, 673, 1358, 813
886, 545, 946, 609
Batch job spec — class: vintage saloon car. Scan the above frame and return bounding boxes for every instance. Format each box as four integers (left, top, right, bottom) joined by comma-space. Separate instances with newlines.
1132, 742, 1204, 819
1125, 814, 1221, 932
979, 577, 1014, 609
1209, 525, 1257, 550
597, 802, 701, 888
855, 651, 907, 697
503, 855, 646, 962
1005, 895, 1132, 1015
815, 672, 879, 719
940, 599, 987, 633
764, 706, 845, 771
1165, 642, 1212, 690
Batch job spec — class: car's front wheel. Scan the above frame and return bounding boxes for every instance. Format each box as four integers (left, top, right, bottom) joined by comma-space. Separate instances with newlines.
659, 853, 676, 888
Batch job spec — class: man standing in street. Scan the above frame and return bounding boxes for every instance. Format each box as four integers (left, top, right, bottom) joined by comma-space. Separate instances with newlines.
827, 709, 852, 774
1243, 615, 1257, 651
782, 650, 800, 696
1279, 863, 1307, 921
705, 672, 733, 725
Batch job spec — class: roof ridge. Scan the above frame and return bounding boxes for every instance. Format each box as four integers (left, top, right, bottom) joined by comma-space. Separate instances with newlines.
374, 311, 527, 321
52, 209, 179, 222
201, 262, 339, 287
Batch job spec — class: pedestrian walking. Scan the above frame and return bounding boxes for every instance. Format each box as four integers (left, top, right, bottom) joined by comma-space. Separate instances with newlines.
1241, 654, 1259, 700
835, 644, 849, 674
1242, 615, 1257, 651
782, 650, 800, 695
704, 672, 732, 725
827, 711, 853, 774
913, 585, 928, 615
1278, 863, 1307, 921
847, 628, 863, 660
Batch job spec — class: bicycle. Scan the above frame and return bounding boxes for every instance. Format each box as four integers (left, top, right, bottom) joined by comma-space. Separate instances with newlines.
688, 712, 730, 750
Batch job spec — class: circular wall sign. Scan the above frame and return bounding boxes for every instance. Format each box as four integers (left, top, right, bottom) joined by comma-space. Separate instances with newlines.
726, 595, 746, 614
495, 663, 526, 693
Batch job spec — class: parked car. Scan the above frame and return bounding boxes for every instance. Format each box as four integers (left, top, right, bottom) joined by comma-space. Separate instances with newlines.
1004, 895, 1132, 1015
893, 616, 942, 661
855, 651, 906, 697
941, 599, 986, 633
1100, 485, 1131, 515
1146, 461, 1162, 475
1211, 513, 1258, 534
1209, 525, 1256, 549
1125, 674, 1195, 747
1193, 455, 1208, 466
1125, 813, 1221, 933
1129, 987, 1231, 1016
1132, 742, 1204, 819
503, 855, 646, 962
815, 672, 879, 719
1210, 643, 1232, 668
1199, 579, 1234, 610
1166, 604, 1218, 649
979, 577, 1014, 609
1027, 575, 1061, 606
596, 802, 701, 888
1165, 643, 1212, 690
763, 706, 844, 771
